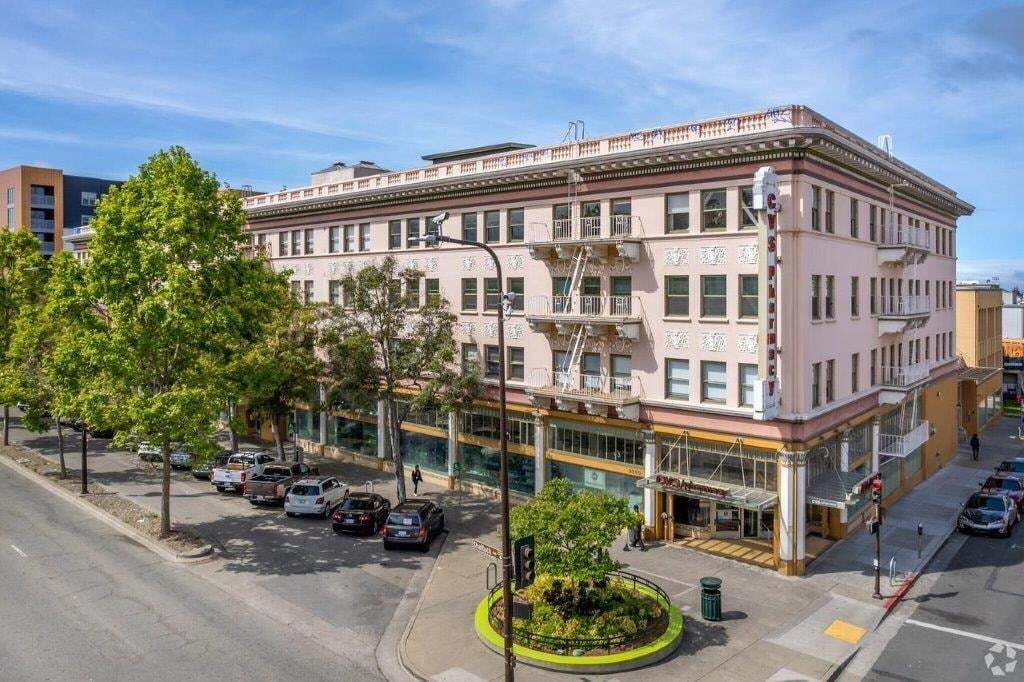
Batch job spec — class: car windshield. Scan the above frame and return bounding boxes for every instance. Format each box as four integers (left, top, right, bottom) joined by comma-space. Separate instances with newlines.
388, 512, 420, 527
986, 477, 1022, 491
228, 455, 254, 465
344, 499, 376, 511
290, 485, 320, 496
998, 461, 1024, 473
967, 494, 1006, 512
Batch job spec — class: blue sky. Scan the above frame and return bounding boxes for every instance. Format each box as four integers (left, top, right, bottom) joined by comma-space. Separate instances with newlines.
0, 1, 1020, 285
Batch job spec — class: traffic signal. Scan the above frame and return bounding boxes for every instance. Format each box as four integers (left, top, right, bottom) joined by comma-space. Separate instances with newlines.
513, 535, 536, 589
870, 476, 883, 504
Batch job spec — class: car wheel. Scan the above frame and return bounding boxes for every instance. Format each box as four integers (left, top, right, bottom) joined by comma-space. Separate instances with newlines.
286, 512, 296, 518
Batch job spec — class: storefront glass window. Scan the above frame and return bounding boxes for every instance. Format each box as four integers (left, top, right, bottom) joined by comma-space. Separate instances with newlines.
546, 460, 642, 509
460, 408, 535, 446
295, 410, 319, 440
548, 422, 644, 467
459, 443, 534, 495
662, 440, 777, 491
880, 455, 901, 499
327, 416, 377, 457
400, 431, 448, 474
903, 445, 922, 479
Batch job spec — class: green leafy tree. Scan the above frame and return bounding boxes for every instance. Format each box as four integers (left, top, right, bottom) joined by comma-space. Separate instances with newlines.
0, 230, 47, 445
321, 256, 476, 502
231, 298, 322, 461
74, 146, 283, 536
510, 478, 635, 585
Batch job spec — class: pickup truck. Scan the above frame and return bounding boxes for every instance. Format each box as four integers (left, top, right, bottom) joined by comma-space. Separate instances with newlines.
243, 461, 319, 505
212, 450, 276, 493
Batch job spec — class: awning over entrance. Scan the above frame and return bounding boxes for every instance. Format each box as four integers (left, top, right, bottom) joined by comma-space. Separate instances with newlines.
958, 366, 1002, 383
806, 470, 872, 509
637, 473, 778, 511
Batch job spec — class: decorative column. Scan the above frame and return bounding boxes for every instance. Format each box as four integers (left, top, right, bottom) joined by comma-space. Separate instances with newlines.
533, 415, 546, 495
778, 450, 807, 576
377, 398, 389, 470
447, 410, 459, 490
871, 416, 881, 474
643, 430, 656, 530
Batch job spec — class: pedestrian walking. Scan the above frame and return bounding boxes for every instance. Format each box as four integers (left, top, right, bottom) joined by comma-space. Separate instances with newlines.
631, 504, 647, 551
411, 464, 423, 494
970, 433, 980, 461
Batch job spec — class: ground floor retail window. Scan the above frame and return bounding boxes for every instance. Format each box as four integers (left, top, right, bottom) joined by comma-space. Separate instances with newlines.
547, 460, 641, 509
460, 443, 535, 495
327, 416, 377, 458
670, 493, 772, 540
401, 431, 448, 474
880, 455, 901, 499
904, 445, 923, 479
978, 389, 1002, 428
295, 410, 319, 441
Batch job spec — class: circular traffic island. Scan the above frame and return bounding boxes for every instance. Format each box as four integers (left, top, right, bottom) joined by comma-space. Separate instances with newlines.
475, 570, 684, 674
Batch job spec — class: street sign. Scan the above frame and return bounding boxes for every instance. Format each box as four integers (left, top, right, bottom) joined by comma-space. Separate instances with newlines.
473, 540, 501, 559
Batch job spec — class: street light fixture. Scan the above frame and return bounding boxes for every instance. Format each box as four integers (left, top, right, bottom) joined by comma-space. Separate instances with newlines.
416, 212, 516, 680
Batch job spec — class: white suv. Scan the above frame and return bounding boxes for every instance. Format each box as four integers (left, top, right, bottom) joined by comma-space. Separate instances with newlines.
284, 477, 349, 519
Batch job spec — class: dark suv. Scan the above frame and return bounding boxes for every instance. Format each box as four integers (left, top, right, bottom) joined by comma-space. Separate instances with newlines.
382, 499, 445, 551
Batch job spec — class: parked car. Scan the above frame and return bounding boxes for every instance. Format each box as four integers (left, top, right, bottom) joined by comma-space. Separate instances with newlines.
244, 461, 318, 505
383, 499, 445, 551
192, 451, 231, 481
138, 442, 162, 463
996, 458, 1024, 481
169, 443, 195, 470
212, 450, 275, 493
958, 493, 1016, 537
981, 475, 1024, 518
284, 476, 349, 518
332, 492, 391, 534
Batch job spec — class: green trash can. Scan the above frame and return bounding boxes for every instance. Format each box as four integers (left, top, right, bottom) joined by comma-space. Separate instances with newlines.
700, 576, 722, 621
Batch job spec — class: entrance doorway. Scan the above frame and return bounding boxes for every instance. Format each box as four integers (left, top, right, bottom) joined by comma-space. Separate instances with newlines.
743, 509, 759, 538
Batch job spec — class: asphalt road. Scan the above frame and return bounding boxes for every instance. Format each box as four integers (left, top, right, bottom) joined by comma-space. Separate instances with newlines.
0, 464, 378, 681
868, 520, 1024, 681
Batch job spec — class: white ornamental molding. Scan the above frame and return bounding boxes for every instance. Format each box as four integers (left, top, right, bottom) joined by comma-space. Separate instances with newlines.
737, 244, 758, 265
483, 322, 498, 338
507, 254, 523, 271
328, 262, 341, 276
665, 330, 689, 350
737, 333, 758, 354
406, 258, 420, 271
460, 322, 475, 336
506, 324, 523, 340
461, 257, 476, 271
699, 332, 727, 352
483, 258, 496, 271
664, 248, 689, 267
424, 257, 438, 272
698, 246, 726, 266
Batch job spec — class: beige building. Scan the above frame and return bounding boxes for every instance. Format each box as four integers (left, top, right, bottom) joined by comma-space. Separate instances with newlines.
955, 282, 1003, 436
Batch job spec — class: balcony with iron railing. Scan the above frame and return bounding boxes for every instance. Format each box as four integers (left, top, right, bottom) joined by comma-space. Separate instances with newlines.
877, 224, 931, 266
39, 242, 54, 256
526, 367, 641, 419
528, 215, 643, 262
30, 194, 55, 208
877, 363, 931, 404
878, 295, 931, 335
62, 226, 94, 243
525, 294, 643, 339
878, 418, 930, 458
31, 217, 55, 231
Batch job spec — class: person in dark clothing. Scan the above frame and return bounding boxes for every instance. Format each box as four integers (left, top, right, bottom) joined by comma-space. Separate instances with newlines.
411, 465, 423, 494
970, 433, 980, 461
631, 504, 647, 551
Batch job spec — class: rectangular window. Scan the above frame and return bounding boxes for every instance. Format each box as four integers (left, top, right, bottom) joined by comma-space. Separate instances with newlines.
870, 349, 877, 386
825, 275, 835, 319
484, 210, 500, 243
328, 280, 341, 305
388, 220, 402, 249
665, 359, 690, 399
290, 280, 301, 299
406, 218, 420, 248
508, 347, 525, 380
341, 280, 355, 307
329, 226, 341, 253
869, 205, 877, 242
304, 228, 314, 254
851, 276, 859, 317
701, 275, 727, 318
484, 345, 500, 379
826, 359, 835, 402
581, 201, 600, 237
344, 224, 355, 252
461, 278, 477, 311
811, 186, 820, 230
484, 277, 500, 311
701, 361, 727, 404
738, 275, 758, 318
507, 277, 524, 312
870, 277, 877, 315
611, 198, 632, 235
665, 193, 689, 233
739, 364, 757, 407
507, 208, 524, 242
291, 230, 301, 255
461, 344, 479, 371
701, 189, 727, 231
851, 352, 859, 393
740, 186, 757, 228
925, 336, 930, 360
825, 190, 834, 233
811, 362, 821, 408
425, 278, 440, 306
359, 223, 371, 251
405, 276, 420, 308
811, 275, 821, 320
462, 213, 477, 242
665, 276, 689, 317
850, 198, 858, 238
610, 354, 631, 392
303, 280, 314, 304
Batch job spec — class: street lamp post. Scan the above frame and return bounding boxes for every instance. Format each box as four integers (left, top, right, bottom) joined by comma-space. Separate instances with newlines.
418, 216, 515, 680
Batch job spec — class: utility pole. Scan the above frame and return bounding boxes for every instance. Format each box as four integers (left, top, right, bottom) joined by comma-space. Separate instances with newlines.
870, 476, 883, 599
80, 426, 89, 495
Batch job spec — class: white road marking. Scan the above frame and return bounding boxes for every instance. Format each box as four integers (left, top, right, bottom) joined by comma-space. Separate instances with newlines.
627, 567, 697, 587
905, 618, 1024, 651
9, 544, 27, 558
673, 586, 698, 598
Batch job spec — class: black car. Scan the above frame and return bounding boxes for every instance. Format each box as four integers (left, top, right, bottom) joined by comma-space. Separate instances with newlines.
192, 452, 231, 481
383, 499, 445, 551
331, 493, 391, 535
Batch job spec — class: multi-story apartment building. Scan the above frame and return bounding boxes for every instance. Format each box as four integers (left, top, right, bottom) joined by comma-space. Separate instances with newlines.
0, 164, 122, 259
243, 105, 972, 575
955, 282, 1003, 435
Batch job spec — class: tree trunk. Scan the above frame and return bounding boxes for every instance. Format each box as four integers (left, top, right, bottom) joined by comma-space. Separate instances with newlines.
2, 404, 8, 446
160, 440, 172, 537
388, 396, 407, 503
270, 416, 286, 461
227, 402, 239, 451
56, 420, 67, 479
